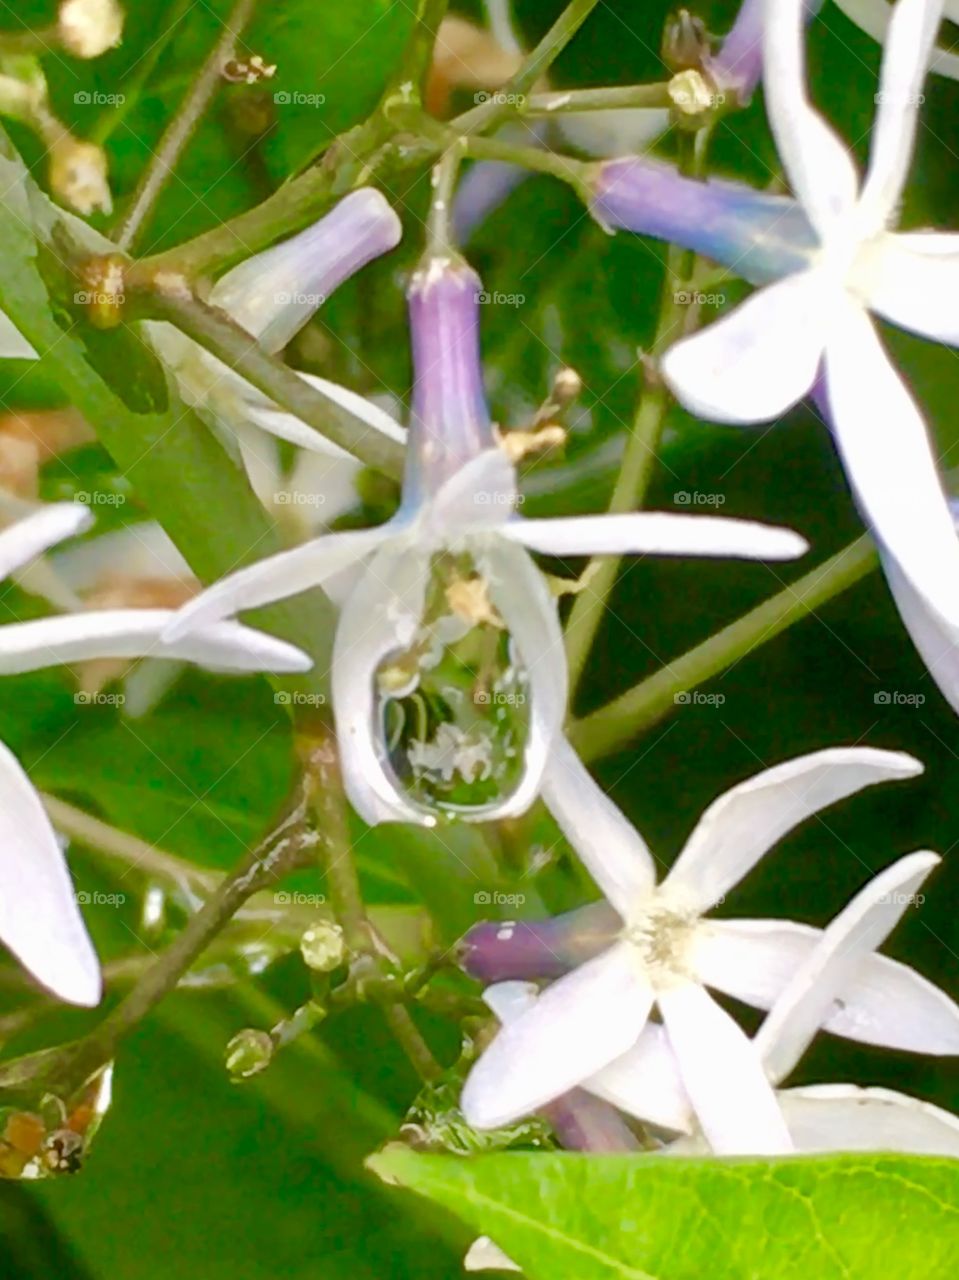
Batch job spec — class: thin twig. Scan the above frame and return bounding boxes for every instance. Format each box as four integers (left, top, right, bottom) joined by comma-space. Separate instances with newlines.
112, 0, 260, 253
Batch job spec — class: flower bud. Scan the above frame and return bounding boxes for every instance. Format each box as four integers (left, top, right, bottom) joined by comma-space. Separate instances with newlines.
224, 1028, 274, 1080
58, 0, 124, 59
405, 254, 495, 501
49, 136, 112, 216
299, 920, 346, 972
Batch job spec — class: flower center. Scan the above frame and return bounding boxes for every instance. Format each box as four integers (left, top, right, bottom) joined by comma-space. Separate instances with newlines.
623, 903, 697, 984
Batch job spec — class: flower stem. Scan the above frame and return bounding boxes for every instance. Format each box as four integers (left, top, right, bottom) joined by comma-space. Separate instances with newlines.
461, 134, 590, 192
139, 282, 404, 477
427, 144, 466, 255
299, 728, 443, 1082
518, 83, 672, 115
112, 0, 260, 253
17, 795, 320, 1096
570, 534, 879, 761
383, 0, 450, 104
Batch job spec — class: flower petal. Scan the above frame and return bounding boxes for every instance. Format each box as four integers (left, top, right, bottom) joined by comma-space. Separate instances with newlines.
163, 526, 389, 640
659, 981, 793, 1155
832, 0, 959, 81
661, 271, 828, 424
880, 548, 959, 715
777, 1084, 959, 1156
761, 0, 859, 235
824, 299, 959, 631
461, 941, 653, 1129
586, 1022, 694, 1134
540, 735, 658, 918
0, 741, 100, 1005
857, 0, 945, 233
666, 746, 922, 912
504, 512, 808, 561
476, 541, 567, 820
755, 850, 945, 1082
332, 543, 433, 826
864, 230, 959, 346
464, 1238, 522, 1273
210, 189, 402, 354
0, 610, 312, 674
0, 503, 92, 580
423, 448, 517, 538
692, 917, 822, 1008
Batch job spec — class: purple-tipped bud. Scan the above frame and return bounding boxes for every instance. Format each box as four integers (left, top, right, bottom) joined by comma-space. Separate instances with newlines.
544, 1088, 641, 1152
709, 0, 823, 103
211, 188, 402, 354
405, 254, 495, 500
458, 901, 619, 984
592, 157, 817, 286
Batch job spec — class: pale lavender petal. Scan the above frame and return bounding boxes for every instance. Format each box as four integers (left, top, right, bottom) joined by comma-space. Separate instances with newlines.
659, 981, 793, 1155
755, 851, 945, 1082
864, 230, 959, 345
0, 503, 92, 580
587, 1022, 694, 1134
540, 735, 658, 918
211, 189, 402, 354
761, 0, 859, 234
332, 543, 433, 826
474, 541, 567, 820
777, 1084, 959, 1156
858, 0, 945, 233
662, 270, 829, 423
0, 610, 312, 674
666, 747, 921, 912
591, 156, 816, 286
461, 941, 653, 1129
0, 741, 100, 1005
503, 512, 807, 561
824, 298, 959, 631
163, 525, 390, 639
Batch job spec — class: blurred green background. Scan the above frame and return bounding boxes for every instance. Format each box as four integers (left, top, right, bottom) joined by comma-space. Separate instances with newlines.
0, 0, 957, 1275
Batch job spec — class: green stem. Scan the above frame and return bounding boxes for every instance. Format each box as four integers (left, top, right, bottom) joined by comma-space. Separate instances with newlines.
570, 534, 879, 762
382, 0, 450, 105
40, 798, 320, 1095
519, 83, 672, 115
462, 134, 588, 190
427, 144, 466, 255
452, 0, 606, 135
140, 283, 404, 477
112, 0, 260, 252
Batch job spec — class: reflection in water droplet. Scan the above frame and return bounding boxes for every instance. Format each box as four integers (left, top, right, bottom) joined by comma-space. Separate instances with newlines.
377, 554, 532, 818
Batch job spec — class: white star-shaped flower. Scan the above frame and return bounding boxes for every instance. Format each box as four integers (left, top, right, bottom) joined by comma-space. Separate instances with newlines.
663, 0, 959, 645
165, 255, 807, 828
462, 738, 958, 1154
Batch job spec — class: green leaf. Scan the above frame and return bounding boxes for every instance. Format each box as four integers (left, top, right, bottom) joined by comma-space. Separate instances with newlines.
368, 1146, 959, 1279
